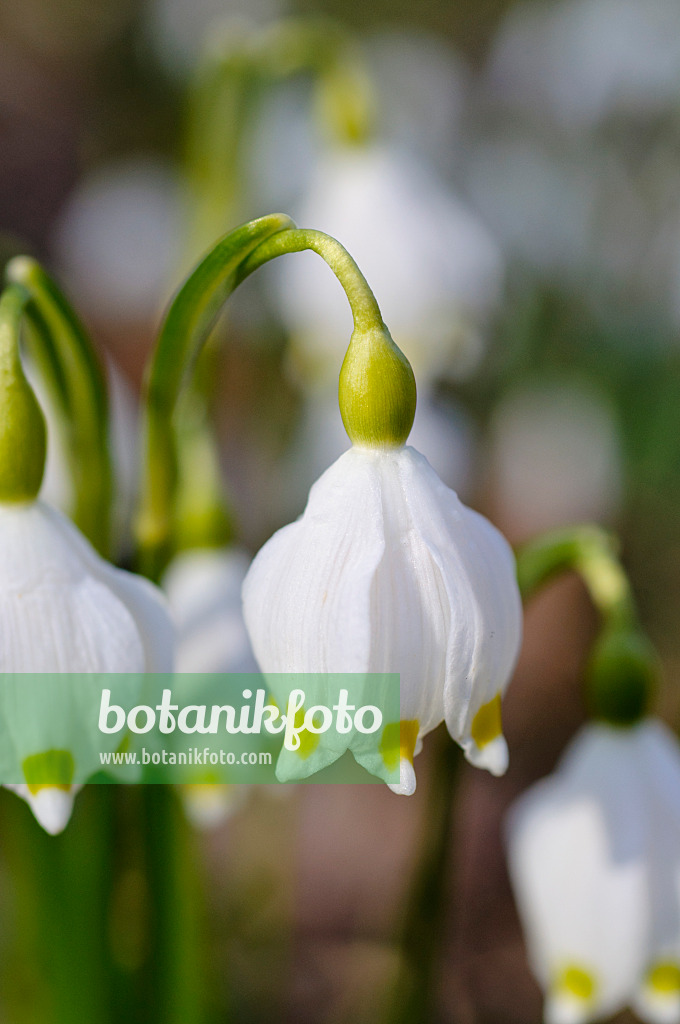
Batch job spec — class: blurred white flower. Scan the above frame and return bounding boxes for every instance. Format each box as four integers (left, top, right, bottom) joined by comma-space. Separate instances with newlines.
51, 158, 185, 331
163, 546, 258, 675
243, 444, 522, 794
144, 0, 284, 79
488, 380, 622, 541
163, 547, 259, 828
487, 0, 680, 129
276, 145, 503, 388
1, 501, 173, 834
507, 720, 680, 1024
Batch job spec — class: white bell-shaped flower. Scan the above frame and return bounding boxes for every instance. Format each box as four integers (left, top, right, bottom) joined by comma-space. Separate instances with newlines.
163, 546, 260, 828
242, 443, 522, 794
507, 720, 680, 1024
1, 500, 173, 834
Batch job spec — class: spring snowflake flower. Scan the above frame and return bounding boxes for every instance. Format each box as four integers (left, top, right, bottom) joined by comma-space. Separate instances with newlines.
242, 443, 522, 793
507, 719, 680, 1024
1, 500, 173, 834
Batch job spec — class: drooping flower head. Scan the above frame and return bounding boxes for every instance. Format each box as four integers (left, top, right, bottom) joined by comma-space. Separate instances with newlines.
507, 719, 680, 1024
0, 284, 173, 833
242, 238, 522, 792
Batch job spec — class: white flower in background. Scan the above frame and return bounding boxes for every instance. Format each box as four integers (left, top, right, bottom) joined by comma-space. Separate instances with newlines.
163, 547, 260, 828
163, 547, 258, 675
144, 0, 284, 79
275, 145, 503, 388
243, 444, 522, 794
51, 157, 185, 333
487, 0, 680, 129
507, 720, 680, 1024
488, 380, 622, 542
2, 501, 173, 834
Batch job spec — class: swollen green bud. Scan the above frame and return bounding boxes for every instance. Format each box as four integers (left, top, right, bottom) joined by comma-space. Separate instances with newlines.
586, 627, 659, 726
0, 287, 46, 502
339, 324, 416, 448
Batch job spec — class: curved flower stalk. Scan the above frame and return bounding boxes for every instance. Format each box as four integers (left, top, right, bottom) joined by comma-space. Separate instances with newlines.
276, 145, 503, 389
507, 718, 680, 1024
0, 284, 173, 834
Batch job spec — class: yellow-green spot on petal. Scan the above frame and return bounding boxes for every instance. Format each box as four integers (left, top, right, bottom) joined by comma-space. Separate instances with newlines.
555, 965, 597, 1002
380, 720, 419, 771
470, 694, 503, 749
23, 749, 75, 794
294, 706, 320, 760
647, 962, 680, 994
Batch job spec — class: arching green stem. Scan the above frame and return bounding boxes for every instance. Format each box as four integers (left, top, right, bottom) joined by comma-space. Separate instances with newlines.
4, 257, 113, 555
517, 525, 658, 724
233, 226, 384, 331
136, 215, 404, 580
516, 525, 636, 631
136, 214, 294, 578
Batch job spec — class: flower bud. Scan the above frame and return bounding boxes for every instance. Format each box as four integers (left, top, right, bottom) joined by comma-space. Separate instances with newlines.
339, 323, 416, 448
0, 288, 46, 502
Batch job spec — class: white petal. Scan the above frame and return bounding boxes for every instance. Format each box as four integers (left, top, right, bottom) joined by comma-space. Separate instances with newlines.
544, 990, 594, 1024
243, 448, 385, 675
507, 724, 651, 1019
0, 501, 173, 672
634, 978, 680, 1024
393, 448, 522, 766
179, 784, 246, 830
6, 783, 80, 835
243, 445, 521, 780
387, 756, 417, 797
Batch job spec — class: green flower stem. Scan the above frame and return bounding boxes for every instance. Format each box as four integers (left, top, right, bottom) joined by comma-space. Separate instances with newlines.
186, 18, 374, 254
136, 216, 389, 579
384, 732, 460, 1024
136, 213, 294, 579
4, 257, 113, 555
517, 525, 658, 723
516, 524, 636, 631
234, 226, 384, 331
1, 789, 117, 1024
140, 787, 205, 1024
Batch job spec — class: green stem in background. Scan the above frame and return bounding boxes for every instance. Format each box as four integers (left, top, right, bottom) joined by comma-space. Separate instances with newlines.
136, 216, 395, 579
139, 787, 204, 1024
517, 524, 660, 724
185, 17, 375, 256
383, 733, 460, 1024
0, 788, 117, 1024
135, 213, 294, 579
516, 524, 636, 631
4, 257, 113, 556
